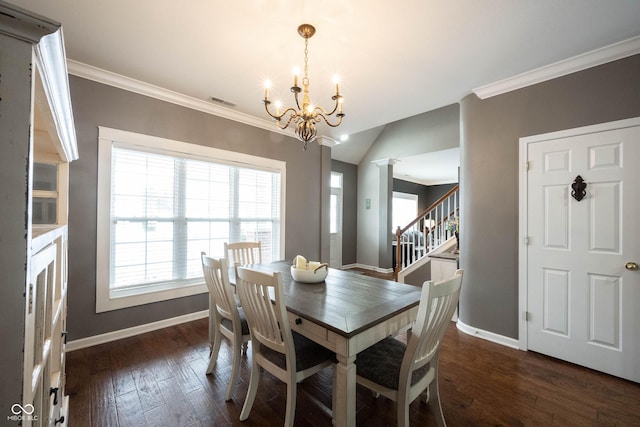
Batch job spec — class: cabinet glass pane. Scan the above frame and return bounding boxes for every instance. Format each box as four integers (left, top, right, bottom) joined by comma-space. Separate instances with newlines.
33, 198, 57, 224
34, 163, 58, 191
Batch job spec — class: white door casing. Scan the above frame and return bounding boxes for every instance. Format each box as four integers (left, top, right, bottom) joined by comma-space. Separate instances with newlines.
519, 117, 640, 383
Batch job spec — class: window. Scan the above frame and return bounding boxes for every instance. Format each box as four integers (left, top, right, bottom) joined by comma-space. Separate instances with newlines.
329, 172, 343, 268
96, 127, 285, 312
330, 172, 342, 234
392, 192, 418, 232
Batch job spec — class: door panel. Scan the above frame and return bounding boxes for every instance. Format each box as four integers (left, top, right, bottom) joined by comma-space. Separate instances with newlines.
543, 185, 569, 249
589, 273, 620, 348
526, 122, 640, 383
588, 182, 620, 252
542, 268, 569, 336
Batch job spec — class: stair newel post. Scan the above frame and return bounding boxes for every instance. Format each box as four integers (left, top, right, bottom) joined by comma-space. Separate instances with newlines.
394, 226, 403, 281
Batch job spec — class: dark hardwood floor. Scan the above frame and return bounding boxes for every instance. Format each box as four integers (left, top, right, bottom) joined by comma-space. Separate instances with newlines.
66, 271, 640, 426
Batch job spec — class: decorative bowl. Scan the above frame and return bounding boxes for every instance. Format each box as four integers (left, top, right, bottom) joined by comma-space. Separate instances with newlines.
290, 264, 328, 283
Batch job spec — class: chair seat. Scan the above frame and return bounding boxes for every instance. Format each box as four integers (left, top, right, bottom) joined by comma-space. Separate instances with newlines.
355, 337, 430, 390
260, 331, 335, 371
221, 306, 250, 336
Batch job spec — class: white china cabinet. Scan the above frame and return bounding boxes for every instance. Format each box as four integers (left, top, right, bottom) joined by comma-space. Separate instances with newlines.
0, 2, 78, 425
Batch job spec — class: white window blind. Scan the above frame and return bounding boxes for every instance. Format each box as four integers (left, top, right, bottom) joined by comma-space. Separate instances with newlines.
96, 127, 285, 312
110, 147, 281, 290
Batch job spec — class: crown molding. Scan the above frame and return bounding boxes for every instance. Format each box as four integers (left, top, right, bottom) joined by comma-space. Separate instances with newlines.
66, 60, 295, 139
371, 158, 398, 166
316, 135, 339, 148
473, 36, 640, 99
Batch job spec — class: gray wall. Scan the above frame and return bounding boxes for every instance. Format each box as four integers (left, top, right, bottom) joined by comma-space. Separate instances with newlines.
357, 104, 460, 268
393, 180, 457, 213
459, 54, 640, 339
331, 160, 358, 265
67, 76, 326, 340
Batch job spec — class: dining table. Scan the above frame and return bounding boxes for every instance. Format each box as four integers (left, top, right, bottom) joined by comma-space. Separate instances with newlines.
229, 260, 422, 427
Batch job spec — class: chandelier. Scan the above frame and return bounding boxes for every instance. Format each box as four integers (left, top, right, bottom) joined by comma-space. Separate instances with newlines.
263, 24, 345, 150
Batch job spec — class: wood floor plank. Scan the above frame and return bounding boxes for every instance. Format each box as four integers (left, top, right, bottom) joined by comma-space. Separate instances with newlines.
111, 369, 136, 397
143, 404, 172, 427
132, 365, 164, 412
157, 376, 198, 426
165, 354, 205, 395
185, 386, 229, 425
115, 389, 145, 427
89, 369, 117, 425
66, 269, 640, 427
67, 388, 91, 426
109, 336, 139, 370
90, 369, 115, 404
85, 343, 113, 373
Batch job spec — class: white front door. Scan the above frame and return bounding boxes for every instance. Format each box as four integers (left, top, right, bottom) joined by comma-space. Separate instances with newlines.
521, 118, 640, 383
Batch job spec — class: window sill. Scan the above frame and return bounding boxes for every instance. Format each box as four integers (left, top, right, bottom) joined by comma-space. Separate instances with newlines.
96, 280, 208, 313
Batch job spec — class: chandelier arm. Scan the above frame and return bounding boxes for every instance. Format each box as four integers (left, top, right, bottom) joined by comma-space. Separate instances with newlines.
316, 112, 344, 128
263, 101, 281, 120
279, 107, 299, 120
312, 94, 343, 116
275, 112, 297, 130
264, 101, 298, 121
312, 104, 335, 116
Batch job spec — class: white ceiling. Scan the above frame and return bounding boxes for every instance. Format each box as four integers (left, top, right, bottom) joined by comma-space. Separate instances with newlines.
9, 0, 640, 182
395, 148, 460, 186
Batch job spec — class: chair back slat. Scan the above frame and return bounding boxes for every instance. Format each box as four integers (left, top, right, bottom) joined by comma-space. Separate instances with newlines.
201, 253, 236, 319
236, 267, 292, 356
225, 241, 263, 265
403, 270, 463, 373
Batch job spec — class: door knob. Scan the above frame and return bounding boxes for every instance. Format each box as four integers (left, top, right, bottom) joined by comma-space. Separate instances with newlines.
625, 262, 639, 271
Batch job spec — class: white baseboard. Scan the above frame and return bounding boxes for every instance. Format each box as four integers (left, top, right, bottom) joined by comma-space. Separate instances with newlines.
66, 310, 209, 352
340, 263, 358, 270
342, 263, 394, 274
456, 319, 520, 350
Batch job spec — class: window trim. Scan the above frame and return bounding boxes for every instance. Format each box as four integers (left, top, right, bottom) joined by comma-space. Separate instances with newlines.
96, 126, 286, 312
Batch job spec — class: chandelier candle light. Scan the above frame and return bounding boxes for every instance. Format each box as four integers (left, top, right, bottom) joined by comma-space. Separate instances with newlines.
263, 24, 345, 150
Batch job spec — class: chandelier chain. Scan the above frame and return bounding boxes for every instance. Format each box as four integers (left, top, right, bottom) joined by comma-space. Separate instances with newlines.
304, 37, 309, 83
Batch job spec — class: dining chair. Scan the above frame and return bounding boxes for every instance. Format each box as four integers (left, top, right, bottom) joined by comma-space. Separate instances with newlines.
235, 266, 335, 427
200, 252, 251, 401
224, 241, 262, 266
355, 270, 463, 427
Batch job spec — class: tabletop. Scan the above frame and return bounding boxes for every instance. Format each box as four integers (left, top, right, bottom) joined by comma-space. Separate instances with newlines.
230, 261, 422, 338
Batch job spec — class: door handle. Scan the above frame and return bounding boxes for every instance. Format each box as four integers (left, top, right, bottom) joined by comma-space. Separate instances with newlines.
625, 262, 639, 271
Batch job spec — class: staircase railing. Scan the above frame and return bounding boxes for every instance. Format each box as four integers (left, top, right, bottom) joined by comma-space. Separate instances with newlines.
394, 185, 459, 281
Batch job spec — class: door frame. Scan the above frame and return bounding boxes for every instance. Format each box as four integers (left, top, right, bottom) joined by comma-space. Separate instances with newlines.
518, 116, 640, 351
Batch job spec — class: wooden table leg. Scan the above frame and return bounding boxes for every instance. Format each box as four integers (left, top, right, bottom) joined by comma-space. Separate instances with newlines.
333, 354, 356, 427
